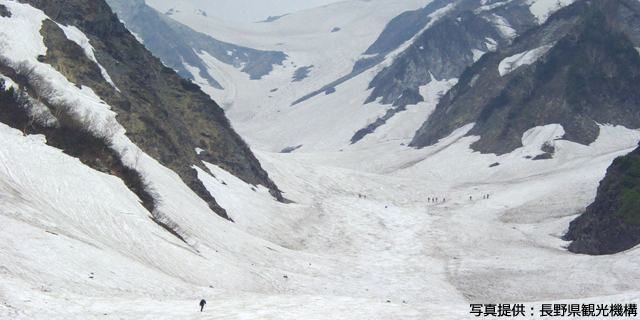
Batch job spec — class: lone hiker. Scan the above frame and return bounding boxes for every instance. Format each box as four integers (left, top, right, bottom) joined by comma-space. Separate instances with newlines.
200, 299, 206, 312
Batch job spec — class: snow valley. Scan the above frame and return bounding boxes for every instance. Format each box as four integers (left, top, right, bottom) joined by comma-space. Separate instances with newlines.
1, 0, 640, 319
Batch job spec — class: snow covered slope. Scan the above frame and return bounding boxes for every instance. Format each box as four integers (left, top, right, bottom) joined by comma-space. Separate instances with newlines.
142, 0, 582, 153
1, 0, 640, 319
143, 0, 438, 152
164, 0, 344, 23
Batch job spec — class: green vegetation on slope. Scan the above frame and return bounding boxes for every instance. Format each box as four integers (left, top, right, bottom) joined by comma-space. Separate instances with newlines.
612, 154, 640, 226
564, 144, 640, 254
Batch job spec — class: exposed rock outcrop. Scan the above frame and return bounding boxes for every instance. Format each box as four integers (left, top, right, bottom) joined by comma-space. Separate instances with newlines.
365, 11, 505, 106
411, 0, 640, 155
564, 144, 640, 255
20, 0, 285, 220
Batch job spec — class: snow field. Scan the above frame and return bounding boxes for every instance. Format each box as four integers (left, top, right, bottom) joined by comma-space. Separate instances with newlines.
0, 0, 355, 308
197, 119, 640, 312
1, 0, 640, 318
499, 44, 554, 76
187, 38, 457, 154
147, 0, 435, 94
147, 0, 432, 52
146, 0, 451, 152
529, 0, 578, 24
150, 0, 640, 317
489, 14, 517, 40
205, 54, 396, 152
0, 3, 446, 317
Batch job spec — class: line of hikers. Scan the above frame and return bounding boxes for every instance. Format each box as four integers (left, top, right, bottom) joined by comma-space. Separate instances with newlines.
359, 193, 491, 204
426, 194, 491, 203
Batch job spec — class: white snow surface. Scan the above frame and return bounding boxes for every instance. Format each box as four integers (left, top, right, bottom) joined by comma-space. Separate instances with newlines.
472, 49, 486, 62
1, 1, 640, 319
145, 0, 438, 144
148, 0, 461, 153
57, 24, 120, 91
489, 14, 517, 40
529, 0, 577, 24
159, 0, 345, 23
486, 37, 498, 51
499, 44, 554, 76
475, 0, 515, 13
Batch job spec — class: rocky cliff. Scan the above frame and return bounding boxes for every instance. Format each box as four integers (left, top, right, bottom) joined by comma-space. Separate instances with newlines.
410, 0, 640, 155
363, 0, 540, 108
350, 0, 539, 143
564, 144, 640, 254
364, 11, 505, 107
17, 0, 284, 220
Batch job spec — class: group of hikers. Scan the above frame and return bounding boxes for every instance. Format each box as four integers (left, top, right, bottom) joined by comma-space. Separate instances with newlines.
360, 193, 491, 204
426, 194, 491, 203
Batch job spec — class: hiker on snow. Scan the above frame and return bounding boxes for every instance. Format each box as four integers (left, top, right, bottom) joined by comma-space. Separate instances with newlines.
200, 299, 206, 312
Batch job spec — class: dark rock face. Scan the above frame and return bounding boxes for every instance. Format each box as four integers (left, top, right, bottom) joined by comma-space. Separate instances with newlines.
21, 0, 284, 219
109, 1, 220, 89
363, 0, 452, 56
0, 62, 157, 217
291, 0, 535, 110
292, 66, 314, 82
564, 144, 640, 255
411, 0, 640, 155
350, 105, 408, 145
362, 0, 539, 108
0, 4, 11, 17
260, 14, 288, 23
105, 0, 286, 82
335, 0, 538, 143
353, 4, 517, 143
365, 11, 504, 106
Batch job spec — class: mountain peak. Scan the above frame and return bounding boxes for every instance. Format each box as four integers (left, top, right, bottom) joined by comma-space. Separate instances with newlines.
411, 0, 640, 155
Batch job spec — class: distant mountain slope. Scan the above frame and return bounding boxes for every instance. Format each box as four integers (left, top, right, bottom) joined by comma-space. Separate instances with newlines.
348, 0, 543, 143
106, 0, 286, 84
116, 0, 581, 152
363, 0, 453, 56
364, 11, 505, 107
410, 0, 640, 155
17, 0, 284, 219
564, 143, 640, 254
363, 0, 542, 108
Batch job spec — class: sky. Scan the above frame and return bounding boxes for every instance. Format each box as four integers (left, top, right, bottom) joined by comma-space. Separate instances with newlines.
186, 0, 346, 22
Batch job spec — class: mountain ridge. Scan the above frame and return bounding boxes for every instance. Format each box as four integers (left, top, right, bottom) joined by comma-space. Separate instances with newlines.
410, 0, 640, 155
15, 0, 285, 220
